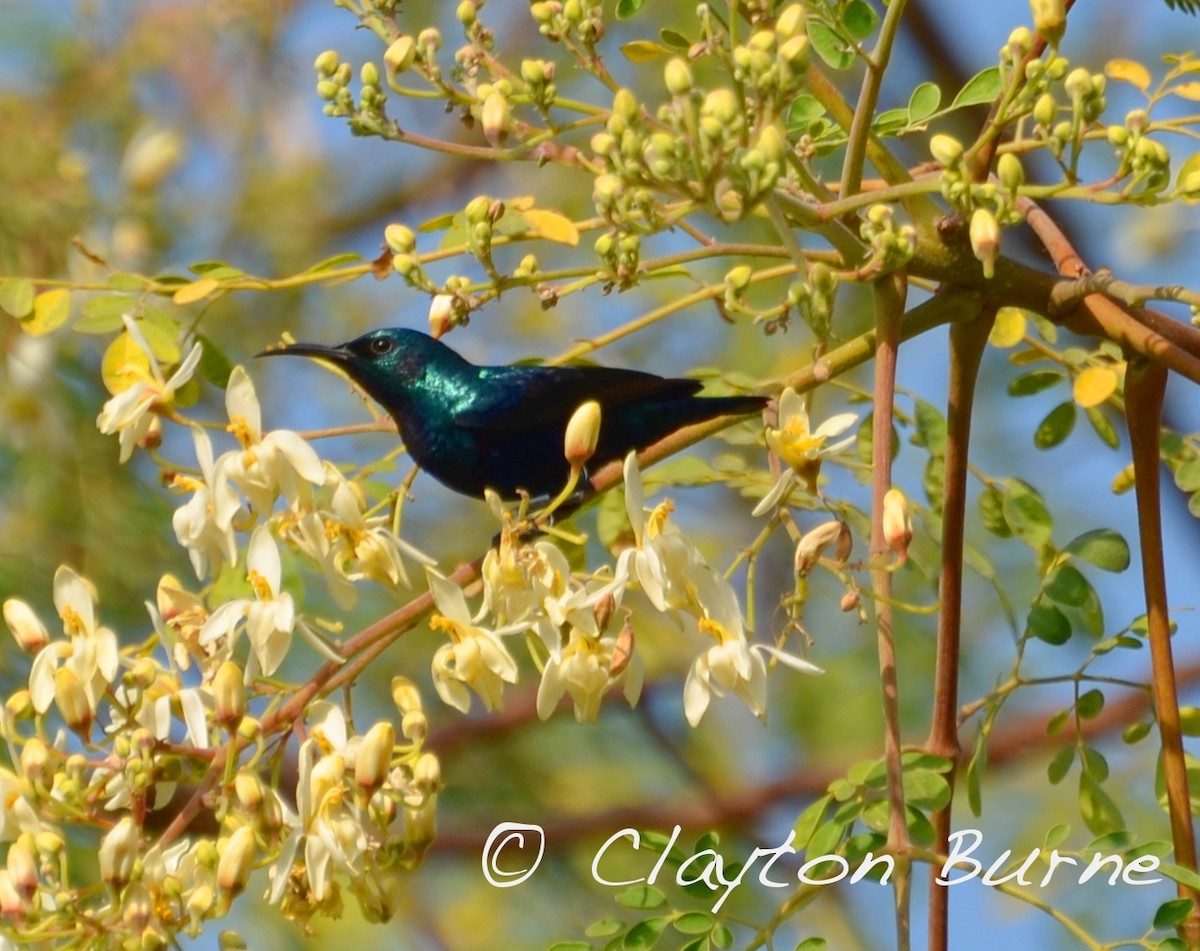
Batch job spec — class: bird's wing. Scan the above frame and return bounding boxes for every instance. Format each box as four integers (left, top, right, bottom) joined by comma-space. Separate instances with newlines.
454, 365, 703, 432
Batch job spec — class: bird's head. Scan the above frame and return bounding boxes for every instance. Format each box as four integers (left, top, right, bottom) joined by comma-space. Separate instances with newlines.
257, 327, 449, 393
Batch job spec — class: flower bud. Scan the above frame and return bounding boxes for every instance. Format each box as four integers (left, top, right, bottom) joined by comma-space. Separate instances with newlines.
313, 50, 340, 75
99, 817, 140, 890
612, 88, 638, 122
1006, 26, 1033, 57
414, 752, 441, 791
778, 34, 809, 71
3, 599, 48, 654
187, 883, 214, 926
309, 754, 345, 811
217, 826, 256, 894
0, 871, 20, 920
417, 28, 442, 52
456, 0, 477, 23
391, 676, 423, 716
929, 134, 964, 167
213, 661, 244, 727
356, 721, 396, 791
840, 590, 861, 612
20, 737, 51, 788
360, 62, 380, 88
702, 88, 739, 125
384, 36, 416, 76
401, 709, 427, 740
725, 264, 752, 292
54, 666, 91, 735
997, 152, 1025, 190
608, 619, 635, 677
882, 488, 913, 563
969, 207, 1001, 279
385, 224, 415, 255
564, 400, 602, 468
1030, 0, 1066, 47
481, 91, 512, 147
794, 520, 844, 575
775, 3, 806, 41
6, 836, 37, 900
234, 771, 264, 812
664, 57, 693, 96
428, 294, 455, 339
1064, 67, 1091, 100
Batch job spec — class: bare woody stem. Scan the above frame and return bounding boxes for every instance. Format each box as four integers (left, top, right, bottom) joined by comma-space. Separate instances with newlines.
870, 270, 911, 951
1124, 358, 1200, 949
925, 306, 997, 951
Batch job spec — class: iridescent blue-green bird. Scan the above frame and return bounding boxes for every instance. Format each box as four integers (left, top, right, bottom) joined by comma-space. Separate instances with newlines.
258, 328, 765, 500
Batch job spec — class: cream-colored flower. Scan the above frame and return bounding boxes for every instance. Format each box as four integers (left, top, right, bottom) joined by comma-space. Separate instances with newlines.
171, 427, 241, 580
96, 315, 202, 462
218, 366, 325, 517
537, 616, 643, 723
755, 388, 858, 511
426, 569, 523, 713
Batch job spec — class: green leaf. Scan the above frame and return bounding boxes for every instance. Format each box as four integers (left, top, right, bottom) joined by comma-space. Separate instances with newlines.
793, 795, 832, 849
1045, 564, 1092, 607
1034, 401, 1076, 449
1085, 406, 1120, 448
616, 0, 645, 17
623, 917, 666, 951
678, 939, 710, 951
843, 0, 879, 39
1008, 369, 1064, 396
305, 252, 363, 273
979, 485, 1012, 538
1077, 689, 1105, 720
965, 730, 987, 815
1154, 899, 1195, 930
796, 938, 828, 951
76, 295, 133, 333
951, 66, 1003, 109
659, 29, 689, 50
1161, 862, 1200, 892
0, 278, 35, 318
808, 22, 855, 70
1028, 603, 1071, 645
1123, 720, 1152, 744
1043, 823, 1070, 849
673, 912, 714, 935
620, 40, 669, 62
1181, 707, 1200, 736
23, 289, 71, 336
911, 397, 947, 454
711, 925, 733, 949
586, 920, 625, 937
1078, 772, 1124, 836
1047, 744, 1075, 784
197, 333, 233, 388
787, 95, 827, 130
1079, 582, 1105, 637
1046, 708, 1070, 735
1003, 479, 1053, 548
549, 944, 593, 951
903, 769, 951, 810
872, 108, 909, 136
615, 885, 666, 910
1065, 528, 1130, 572
107, 272, 147, 292
907, 82, 942, 122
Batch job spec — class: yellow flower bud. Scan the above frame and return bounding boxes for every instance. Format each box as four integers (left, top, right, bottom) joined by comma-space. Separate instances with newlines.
313, 50, 340, 75
794, 520, 844, 576
217, 826, 257, 894
775, 3, 806, 41
997, 152, 1025, 191
234, 771, 264, 812
612, 88, 639, 122
6, 836, 37, 899
1030, 0, 1066, 47
385, 223, 415, 254
428, 294, 456, 339
969, 207, 1001, 279
481, 91, 512, 147
20, 737, 51, 787
99, 817, 140, 890
384, 36, 416, 76
929, 134, 964, 167
414, 752, 441, 791
213, 661, 244, 727
356, 721, 396, 791
564, 400, 602, 468
882, 488, 913, 563
54, 666, 91, 735
391, 676, 423, 716
3, 599, 47, 654
401, 709, 427, 741
664, 57, 693, 96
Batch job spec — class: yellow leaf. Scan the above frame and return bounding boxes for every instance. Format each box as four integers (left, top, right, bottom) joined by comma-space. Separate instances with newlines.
989, 307, 1027, 348
1170, 81, 1200, 101
172, 277, 219, 305
23, 289, 71, 336
523, 208, 580, 246
101, 331, 151, 395
1073, 365, 1119, 408
1105, 59, 1151, 92
620, 40, 669, 63
506, 196, 536, 211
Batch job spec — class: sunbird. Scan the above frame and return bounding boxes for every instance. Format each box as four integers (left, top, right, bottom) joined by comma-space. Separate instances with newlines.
259, 327, 765, 500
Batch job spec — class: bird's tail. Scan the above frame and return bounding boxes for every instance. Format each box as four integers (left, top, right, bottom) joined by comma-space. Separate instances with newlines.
703, 395, 769, 418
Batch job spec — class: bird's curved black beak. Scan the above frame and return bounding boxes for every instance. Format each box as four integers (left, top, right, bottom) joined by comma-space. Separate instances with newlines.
255, 341, 352, 366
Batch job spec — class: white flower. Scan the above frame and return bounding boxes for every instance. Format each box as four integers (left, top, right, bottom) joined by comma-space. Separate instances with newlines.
481, 535, 572, 625
537, 614, 642, 723
616, 452, 711, 613
171, 427, 242, 580
427, 569, 523, 713
218, 365, 325, 516
199, 526, 338, 676
754, 388, 858, 513
28, 567, 119, 718
682, 570, 822, 726
96, 315, 203, 462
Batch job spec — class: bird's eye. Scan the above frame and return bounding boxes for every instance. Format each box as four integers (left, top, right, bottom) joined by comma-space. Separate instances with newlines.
367, 337, 394, 356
